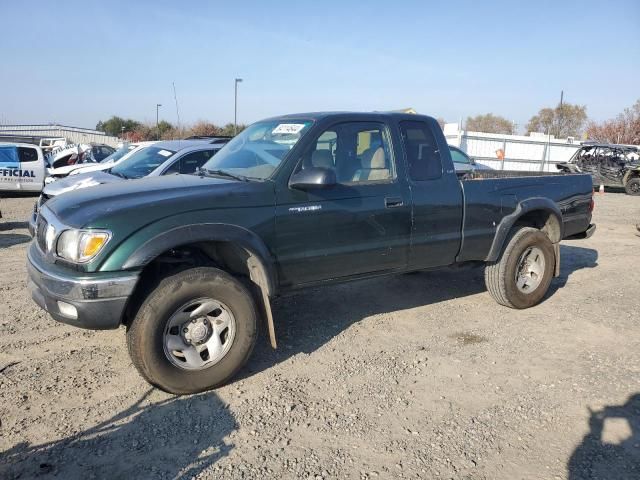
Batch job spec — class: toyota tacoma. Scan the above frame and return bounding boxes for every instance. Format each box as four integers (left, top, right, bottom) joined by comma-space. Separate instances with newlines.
27, 112, 596, 394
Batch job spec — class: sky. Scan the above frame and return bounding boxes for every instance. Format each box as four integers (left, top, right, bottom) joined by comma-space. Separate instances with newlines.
1, 0, 638, 132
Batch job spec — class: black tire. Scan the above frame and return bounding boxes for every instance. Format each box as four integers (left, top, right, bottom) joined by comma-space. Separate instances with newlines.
126, 267, 257, 395
484, 227, 555, 309
624, 177, 640, 196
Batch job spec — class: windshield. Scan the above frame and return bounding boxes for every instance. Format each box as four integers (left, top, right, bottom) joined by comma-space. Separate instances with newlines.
202, 120, 313, 179
110, 146, 176, 179
450, 148, 471, 164
100, 145, 134, 164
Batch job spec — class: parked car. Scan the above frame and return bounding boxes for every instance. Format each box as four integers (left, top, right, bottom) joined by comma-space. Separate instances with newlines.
27, 111, 595, 394
45, 142, 145, 184
557, 142, 640, 195
32, 139, 227, 217
0, 142, 46, 192
449, 145, 492, 175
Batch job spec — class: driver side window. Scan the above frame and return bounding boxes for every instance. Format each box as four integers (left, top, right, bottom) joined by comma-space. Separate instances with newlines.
297, 122, 394, 184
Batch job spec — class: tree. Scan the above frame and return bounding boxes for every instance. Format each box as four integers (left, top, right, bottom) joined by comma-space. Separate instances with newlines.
156, 120, 174, 139
526, 103, 587, 138
216, 123, 246, 136
585, 99, 640, 145
190, 121, 224, 137
465, 114, 515, 134
96, 116, 141, 137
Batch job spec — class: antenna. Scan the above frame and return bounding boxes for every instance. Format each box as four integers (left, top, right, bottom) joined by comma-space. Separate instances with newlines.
172, 82, 181, 140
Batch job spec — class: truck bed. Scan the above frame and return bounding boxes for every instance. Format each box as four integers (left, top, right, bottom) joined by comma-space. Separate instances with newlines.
457, 172, 593, 262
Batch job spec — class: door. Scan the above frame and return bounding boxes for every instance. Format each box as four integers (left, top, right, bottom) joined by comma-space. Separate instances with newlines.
274, 121, 412, 287
398, 120, 463, 269
0, 145, 19, 191
17, 146, 45, 191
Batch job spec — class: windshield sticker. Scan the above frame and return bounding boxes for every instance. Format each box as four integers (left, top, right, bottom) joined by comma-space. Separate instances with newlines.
158, 150, 173, 157
272, 123, 306, 135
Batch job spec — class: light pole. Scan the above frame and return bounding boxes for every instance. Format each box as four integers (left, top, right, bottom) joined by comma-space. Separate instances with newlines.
234, 78, 243, 135
156, 103, 162, 139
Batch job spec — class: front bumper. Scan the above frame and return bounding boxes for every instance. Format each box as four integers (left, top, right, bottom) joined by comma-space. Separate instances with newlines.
27, 243, 139, 330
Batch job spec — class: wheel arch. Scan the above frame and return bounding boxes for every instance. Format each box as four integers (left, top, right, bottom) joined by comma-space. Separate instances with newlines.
486, 198, 563, 263
121, 224, 279, 347
623, 169, 640, 185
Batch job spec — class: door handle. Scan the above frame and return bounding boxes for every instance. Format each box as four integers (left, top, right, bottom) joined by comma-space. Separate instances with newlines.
385, 197, 404, 208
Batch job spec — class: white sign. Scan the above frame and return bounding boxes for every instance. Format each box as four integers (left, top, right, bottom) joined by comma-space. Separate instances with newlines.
272, 123, 306, 135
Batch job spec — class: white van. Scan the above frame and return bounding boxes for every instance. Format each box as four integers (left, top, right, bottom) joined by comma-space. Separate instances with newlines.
0, 143, 46, 192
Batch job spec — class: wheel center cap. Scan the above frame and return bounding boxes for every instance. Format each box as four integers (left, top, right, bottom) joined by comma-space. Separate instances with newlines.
185, 319, 210, 344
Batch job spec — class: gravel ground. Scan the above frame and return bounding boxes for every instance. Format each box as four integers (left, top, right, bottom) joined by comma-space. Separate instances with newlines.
0, 192, 639, 480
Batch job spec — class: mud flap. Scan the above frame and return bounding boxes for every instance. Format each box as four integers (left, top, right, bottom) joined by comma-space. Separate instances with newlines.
554, 243, 560, 277
246, 256, 277, 349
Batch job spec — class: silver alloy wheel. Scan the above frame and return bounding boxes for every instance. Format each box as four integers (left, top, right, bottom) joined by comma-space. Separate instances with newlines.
163, 298, 236, 371
515, 246, 546, 293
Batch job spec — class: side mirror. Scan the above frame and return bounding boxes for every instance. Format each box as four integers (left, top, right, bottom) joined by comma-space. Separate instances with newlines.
289, 167, 336, 190
470, 157, 476, 165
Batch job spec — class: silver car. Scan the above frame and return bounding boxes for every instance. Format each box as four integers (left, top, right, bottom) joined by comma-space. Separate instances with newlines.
32, 139, 228, 222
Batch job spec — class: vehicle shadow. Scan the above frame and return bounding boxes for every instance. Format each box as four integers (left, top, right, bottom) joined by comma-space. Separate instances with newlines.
567, 393, 640, 479
547, 244, 598, 294
0, 389, 237, 479
0, 233, 31, 248
241, 245, 598, 380
0, 221, 29, 231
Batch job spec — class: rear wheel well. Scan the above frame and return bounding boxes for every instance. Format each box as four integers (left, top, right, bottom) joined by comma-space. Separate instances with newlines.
513, 209, 561, 243
122, 241, 268, 327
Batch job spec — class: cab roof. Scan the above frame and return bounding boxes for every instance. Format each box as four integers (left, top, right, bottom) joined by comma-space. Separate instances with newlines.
263, 111, 435, 123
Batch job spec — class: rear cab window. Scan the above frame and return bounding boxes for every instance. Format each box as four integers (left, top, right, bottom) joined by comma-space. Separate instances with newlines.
18, 147, 39, 163
399, 121, 443, 181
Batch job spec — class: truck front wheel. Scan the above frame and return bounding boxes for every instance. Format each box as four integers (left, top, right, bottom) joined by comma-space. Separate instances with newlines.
126, 267, 257, 394
484, 227, 555, 309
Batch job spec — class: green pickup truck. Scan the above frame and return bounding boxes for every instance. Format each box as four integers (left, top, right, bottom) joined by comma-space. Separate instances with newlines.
27, 112, 595, 394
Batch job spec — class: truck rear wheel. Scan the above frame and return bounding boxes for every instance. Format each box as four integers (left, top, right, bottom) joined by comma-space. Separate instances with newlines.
624, 177, 640, 196
126, 267, 257, 394
484, 227, 555, 309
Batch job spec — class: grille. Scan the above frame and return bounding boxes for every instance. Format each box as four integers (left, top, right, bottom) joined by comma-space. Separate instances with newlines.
36, 215, 49, 253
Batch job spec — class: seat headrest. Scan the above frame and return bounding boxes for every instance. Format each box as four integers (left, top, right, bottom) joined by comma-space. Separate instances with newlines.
311, 150, 333, 169
361, 147, 386, 169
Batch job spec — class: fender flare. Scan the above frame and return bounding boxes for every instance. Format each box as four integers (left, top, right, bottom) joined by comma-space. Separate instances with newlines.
122, 223, 277, 297
486, 197, 563, 262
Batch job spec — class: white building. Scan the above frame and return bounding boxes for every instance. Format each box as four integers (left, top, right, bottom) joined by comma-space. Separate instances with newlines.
0, 124, 120, 147
444, 123, 582, 172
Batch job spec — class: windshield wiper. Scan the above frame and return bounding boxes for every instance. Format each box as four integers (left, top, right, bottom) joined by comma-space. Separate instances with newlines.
199, 167, 249, 182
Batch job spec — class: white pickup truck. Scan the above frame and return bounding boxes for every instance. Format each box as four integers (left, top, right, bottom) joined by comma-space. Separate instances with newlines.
0, 143, 47, 192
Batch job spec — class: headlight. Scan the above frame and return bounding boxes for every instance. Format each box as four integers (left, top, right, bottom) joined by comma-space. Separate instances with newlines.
56, 229, 111, 263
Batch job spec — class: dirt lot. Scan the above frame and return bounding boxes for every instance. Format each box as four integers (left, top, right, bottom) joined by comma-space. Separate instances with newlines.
0, 192, 638, 479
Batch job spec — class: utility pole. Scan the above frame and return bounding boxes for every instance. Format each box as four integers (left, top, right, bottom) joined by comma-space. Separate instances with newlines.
156, 103, 162, 139
234, 78, 243, 135
557, 90, 564, 138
